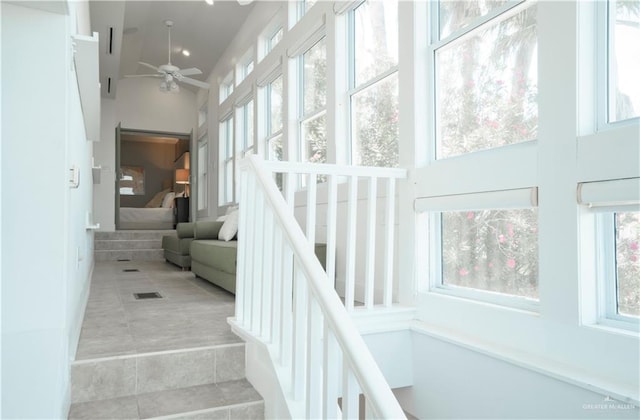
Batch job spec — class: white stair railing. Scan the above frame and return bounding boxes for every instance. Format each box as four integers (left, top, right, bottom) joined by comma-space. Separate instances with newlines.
262, 160, 406, 311
233, 155, 406, 419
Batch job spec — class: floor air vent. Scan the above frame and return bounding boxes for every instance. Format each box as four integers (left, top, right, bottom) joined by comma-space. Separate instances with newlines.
123, 268, 139, 272
133, 292, 162, 300
117, 258, 131, 262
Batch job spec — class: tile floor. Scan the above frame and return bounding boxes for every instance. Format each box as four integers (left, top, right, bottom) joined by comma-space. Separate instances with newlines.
76, 261, 242, 360
69, 261, 263, 419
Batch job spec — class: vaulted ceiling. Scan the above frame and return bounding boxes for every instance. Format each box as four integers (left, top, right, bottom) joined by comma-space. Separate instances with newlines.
89, 0, 255, 98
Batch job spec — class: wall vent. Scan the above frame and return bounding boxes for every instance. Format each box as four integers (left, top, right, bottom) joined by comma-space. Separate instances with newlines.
108, 27, 114, 54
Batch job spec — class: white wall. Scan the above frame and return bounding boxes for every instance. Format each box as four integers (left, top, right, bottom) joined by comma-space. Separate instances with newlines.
1, 2, 94, 418
93, 78, 197, 230
93, 98, 117, 231
395, 330, 640, 419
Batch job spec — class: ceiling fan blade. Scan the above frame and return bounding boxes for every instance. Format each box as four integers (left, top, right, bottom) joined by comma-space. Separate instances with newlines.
177, 68, 202, 76
179, 77, 210, 90
124, 74, 162, 78
138, 61, 161, 72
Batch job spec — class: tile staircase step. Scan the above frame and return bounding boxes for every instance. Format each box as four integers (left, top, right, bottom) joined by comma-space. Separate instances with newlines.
95, 239, 162, 251
94, 249, 164, 262
95, 230, 175, 241
94, 231, 173, 261
68, 380, 263, 420
71, 344, 246, 404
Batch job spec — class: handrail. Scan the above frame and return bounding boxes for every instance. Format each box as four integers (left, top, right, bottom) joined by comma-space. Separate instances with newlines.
236, 155, 406, 419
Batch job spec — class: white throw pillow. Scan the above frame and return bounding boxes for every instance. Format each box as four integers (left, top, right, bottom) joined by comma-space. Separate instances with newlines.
216, 215, 227, 222
218, 210, 239, 241
161, 192, 176, 208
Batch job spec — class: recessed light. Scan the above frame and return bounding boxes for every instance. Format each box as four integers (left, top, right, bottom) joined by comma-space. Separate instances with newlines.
205, 0, 213, 5
182, 49, 190, 57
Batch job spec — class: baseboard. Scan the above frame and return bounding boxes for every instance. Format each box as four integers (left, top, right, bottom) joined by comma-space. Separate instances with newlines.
68, 261, 93, 362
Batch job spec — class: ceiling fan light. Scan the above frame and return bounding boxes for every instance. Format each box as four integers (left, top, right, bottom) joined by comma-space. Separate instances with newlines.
169, 81, 180, 93
159, 81, 168, 92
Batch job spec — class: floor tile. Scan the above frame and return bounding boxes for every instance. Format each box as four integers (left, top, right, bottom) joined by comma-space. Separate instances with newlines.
136, 348, 216, 394
137, 384, 226, 419
71, 357, 137, 403
68, 396, 139, 419
216, 379, 261, 406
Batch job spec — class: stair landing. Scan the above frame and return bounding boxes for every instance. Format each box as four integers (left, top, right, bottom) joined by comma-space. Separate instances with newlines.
69, 261, 262, 419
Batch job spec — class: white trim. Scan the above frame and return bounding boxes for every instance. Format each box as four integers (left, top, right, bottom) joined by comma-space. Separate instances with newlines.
287, 14, 326, 58
415, 187, 538, 212
333, 0, 365, 16
431, 0, 527, 49
234, 86, 254, 107
578, 177, 640, 208
256, 57, 283, 87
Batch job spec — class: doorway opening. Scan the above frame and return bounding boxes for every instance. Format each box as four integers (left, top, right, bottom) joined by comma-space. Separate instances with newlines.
115, 126, 192, 230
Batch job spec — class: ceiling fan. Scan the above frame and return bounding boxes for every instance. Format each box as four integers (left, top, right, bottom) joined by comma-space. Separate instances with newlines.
125, 20, 210, 93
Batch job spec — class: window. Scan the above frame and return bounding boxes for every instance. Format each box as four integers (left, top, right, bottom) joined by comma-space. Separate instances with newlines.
606, 0, 640, 122
265, 75, 283, 161
440, 208, 539, 300
581, 177, 640, 327
266, 27, 283, 56
237, 99, 254, 158
349, 0, 399, 167
238, 50, 255, 85
297, 0, 317, 21
419, 186, 540, 307
197, 136, 208, 211
299, 38, 327, 164
219, 72, 234, 104
612, 212, 640, 318
434, 2, 538, 159
219, 116, 234, 204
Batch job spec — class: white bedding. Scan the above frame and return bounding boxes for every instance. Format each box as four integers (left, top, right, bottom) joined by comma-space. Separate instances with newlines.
120, 207, 174, 230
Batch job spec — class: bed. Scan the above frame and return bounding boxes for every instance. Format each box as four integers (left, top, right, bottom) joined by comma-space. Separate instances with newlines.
119, 207, 174, 230
118, 189, 177, 230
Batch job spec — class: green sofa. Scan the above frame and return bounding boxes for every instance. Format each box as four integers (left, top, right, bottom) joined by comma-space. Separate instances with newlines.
190, 221, 238, 294
162, 223, 195, 269
164, 221, 327, 295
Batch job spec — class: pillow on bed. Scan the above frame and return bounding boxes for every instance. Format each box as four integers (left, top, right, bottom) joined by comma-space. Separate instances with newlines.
145, 189, 171, 208
218, 210, 239, 241
161, 192, 176, 208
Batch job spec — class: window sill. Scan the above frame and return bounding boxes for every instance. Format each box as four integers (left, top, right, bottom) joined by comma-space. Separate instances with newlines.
411, 320, 640, 406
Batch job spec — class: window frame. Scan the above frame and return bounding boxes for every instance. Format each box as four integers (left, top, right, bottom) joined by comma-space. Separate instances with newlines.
196, 135, 208, 213
219, 71, 234, 104
297, 36, 327, 164
347, 0, 400, 166
219, 115, 235, 205
425, 188, 541, 312
594, 211, 640, 330
263, 73, 284, 161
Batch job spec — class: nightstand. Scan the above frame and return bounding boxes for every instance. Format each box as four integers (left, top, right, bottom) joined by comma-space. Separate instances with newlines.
174, 196, 189, 226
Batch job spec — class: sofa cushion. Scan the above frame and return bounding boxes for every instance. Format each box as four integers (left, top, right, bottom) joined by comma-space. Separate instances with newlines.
177, 222, 195, 238
218, 210, 239, 241
195, 221, 224, 240
190, 240, 238, 275
162, 235, 193, 255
